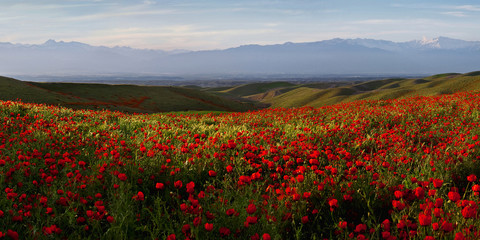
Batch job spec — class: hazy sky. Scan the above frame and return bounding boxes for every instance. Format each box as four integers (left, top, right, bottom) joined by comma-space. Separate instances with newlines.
1, 0, 479, 50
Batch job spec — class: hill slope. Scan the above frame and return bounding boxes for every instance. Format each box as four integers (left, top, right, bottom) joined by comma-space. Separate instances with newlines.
257, 71, 480, 108
0, 76, 256, 113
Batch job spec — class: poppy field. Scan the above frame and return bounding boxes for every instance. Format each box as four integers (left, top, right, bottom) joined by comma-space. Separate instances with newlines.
1, 91, 480, 240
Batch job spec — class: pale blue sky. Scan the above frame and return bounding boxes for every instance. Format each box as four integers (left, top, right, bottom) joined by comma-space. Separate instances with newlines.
1, 0, 479, 50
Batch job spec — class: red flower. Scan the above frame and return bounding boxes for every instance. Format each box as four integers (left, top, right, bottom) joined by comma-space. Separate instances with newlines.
7, 230, 19, 240
328, 198, 338, 208
296, 175, 304, 183
118, 173, 127, 181
226, 208, 236, 216
441, 221, 453, 232
246, 216, 258, 224
107, 216, 114, 223
76, 217, 86, 224
246, 203, 257, 215
432, 179, 443, 188
461, 205, 477, 219
193, 217, 201, 226
467, 174, 477, 182
414, 187, 425, 199
394, 190, 403, 199
382, 219, 391, 231
301, 215, 309, 224
155, 182, 164, 190
455, 232, 466, 240
392, 200, 405, 210
133, 191, 144, 201
303, 192, 311, 199
204, 223, 213, 231
262, 233, 271, 240
174, 180, 183, 189
418, 213, 432, 226
292, 193, 300, 201
354, 224, 367, 233
186, 181, 195, 194
448, 191, 461, 202
219, 227, 231, 237
208, 170, 217, 177
182, 224, 190, 235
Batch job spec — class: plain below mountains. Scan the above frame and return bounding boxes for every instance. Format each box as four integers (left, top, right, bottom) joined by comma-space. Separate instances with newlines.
1, 37, 480, 76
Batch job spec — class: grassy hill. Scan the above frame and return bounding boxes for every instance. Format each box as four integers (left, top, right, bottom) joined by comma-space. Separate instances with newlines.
255, 72, 480, 108
220, 81, 296, 96
0, 76, 256, 113
3, 71, 480, 112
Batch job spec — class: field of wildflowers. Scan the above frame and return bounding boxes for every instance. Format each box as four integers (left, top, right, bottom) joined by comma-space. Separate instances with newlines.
0, 91, 479, 239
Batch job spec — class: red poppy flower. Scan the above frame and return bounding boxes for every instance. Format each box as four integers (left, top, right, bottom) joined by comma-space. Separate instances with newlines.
467, 174, 477, 182
301, 215, 309, 224
432, 179, 443, 188
246, 203, 257, 215
118, 173, 127, 181
155, 182, 164, 190
204, 223, 213, 231
174, 180, 183, 189
448, 191, 461, 202
418, 213, 431, 226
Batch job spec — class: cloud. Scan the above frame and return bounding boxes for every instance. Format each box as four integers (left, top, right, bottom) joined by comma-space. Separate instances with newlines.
441, 11, 467, 17
453, 5, 480, 11
76, 25, 279, 50
352, 19, 397, 25
391, 3, 480, 13
64, 9, 176, 22
143, 0, 156, 5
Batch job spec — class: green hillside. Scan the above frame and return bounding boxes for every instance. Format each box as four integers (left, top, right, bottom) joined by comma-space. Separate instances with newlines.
0, 76, 256, 113
262, 72, 480, 108
220, 81, 296, 96
3, 71, 480, 112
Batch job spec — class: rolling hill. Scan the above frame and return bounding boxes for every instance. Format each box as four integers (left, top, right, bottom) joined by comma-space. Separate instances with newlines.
2, 71, 480, 113
0, 76, 256, 113
207, 71, 480, 108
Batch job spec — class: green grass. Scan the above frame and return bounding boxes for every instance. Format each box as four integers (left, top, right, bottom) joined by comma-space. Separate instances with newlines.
0, 76, 81, 105
263, 71, 480, 108
427, 72, 461, 79
0, 78, 256, 113
221, 81, 296, 97
463, 71, 480, 77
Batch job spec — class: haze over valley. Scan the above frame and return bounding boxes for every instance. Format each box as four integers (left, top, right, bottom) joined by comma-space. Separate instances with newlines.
1, 37, 480, 79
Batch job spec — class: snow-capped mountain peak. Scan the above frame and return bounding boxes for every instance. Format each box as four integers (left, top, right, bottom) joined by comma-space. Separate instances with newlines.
0, 37, 479, 75
419, 36, 441, 48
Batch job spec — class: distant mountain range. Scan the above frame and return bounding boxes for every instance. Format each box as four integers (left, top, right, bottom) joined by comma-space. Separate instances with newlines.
1, 37, 479, 76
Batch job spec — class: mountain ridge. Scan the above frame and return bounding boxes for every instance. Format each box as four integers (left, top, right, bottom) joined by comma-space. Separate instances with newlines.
1, 37, 479, 75
3, 36, 480, 52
